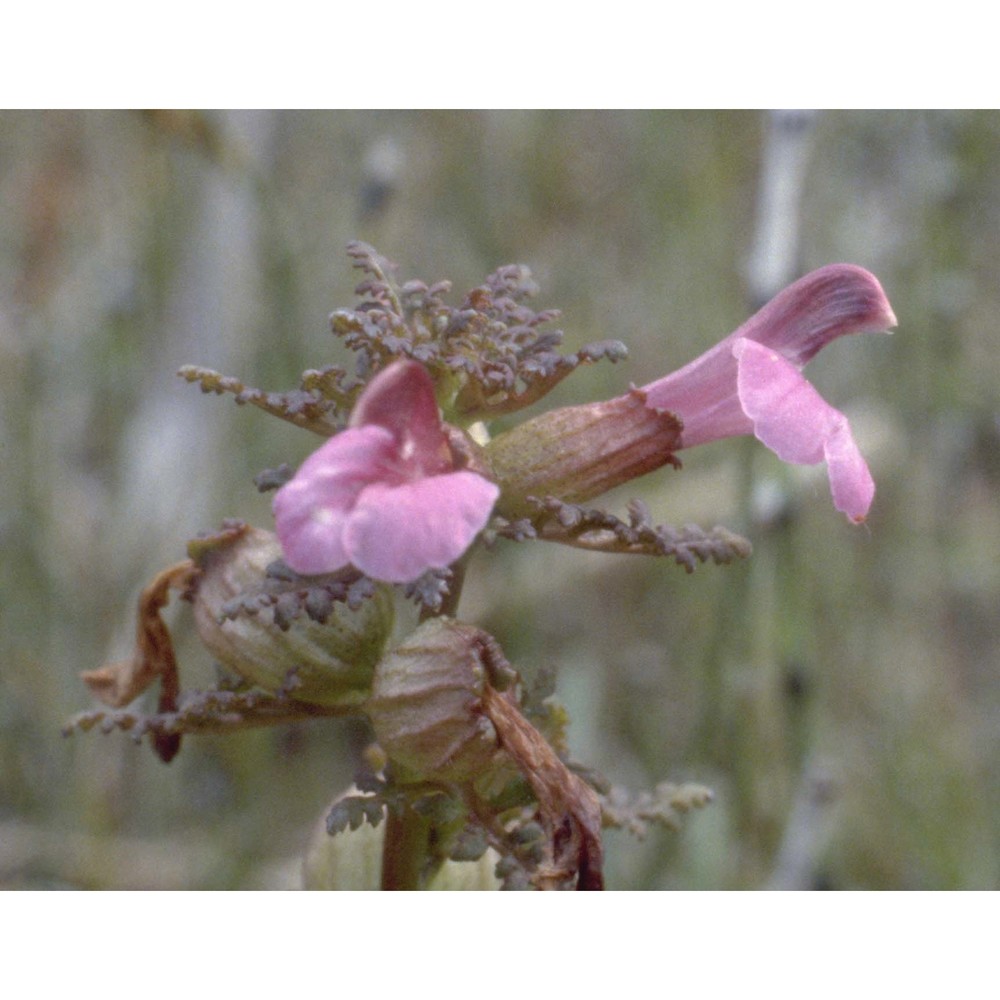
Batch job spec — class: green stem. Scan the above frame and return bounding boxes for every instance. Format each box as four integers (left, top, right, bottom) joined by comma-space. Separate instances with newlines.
382, 551, 470, 888
380, 804, 435, 890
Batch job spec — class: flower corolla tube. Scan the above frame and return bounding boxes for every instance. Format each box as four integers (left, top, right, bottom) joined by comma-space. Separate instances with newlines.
642, 264, 897, 521
273, 360, 499, 583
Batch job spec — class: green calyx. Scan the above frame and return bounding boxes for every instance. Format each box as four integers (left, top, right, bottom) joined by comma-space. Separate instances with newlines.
190, 523, 394, 708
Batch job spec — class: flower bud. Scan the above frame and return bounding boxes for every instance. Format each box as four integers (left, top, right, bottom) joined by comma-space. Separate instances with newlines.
367, 618, 605, 889
365, 617, 518, 783
190, 524, 394, 707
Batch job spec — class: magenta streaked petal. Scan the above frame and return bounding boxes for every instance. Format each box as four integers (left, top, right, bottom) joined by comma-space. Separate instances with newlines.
349, 360, 450, 475
734, 263, 897, 367
735, 338, 874, 520
343, 472, 501, 583
642, 265, 895, 450
272, 425, 397, 575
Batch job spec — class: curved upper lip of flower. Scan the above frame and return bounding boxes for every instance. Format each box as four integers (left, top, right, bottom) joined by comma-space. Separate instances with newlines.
641, 264, 897, 522
734, 263, 897, 365
272, 360, 499, 583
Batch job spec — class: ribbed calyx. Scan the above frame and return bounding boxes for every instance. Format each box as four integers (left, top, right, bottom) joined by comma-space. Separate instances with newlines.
191, 524, 394, 707
484, 388, 682, 520
365, 617, 518, 784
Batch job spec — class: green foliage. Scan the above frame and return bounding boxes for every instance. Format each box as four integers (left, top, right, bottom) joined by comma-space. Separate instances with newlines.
326, 794, 385, 834
491, 497, 752, 571
64, 679, 351, 750
332, 241, 628, 422
601, 782, 716, 838
214, 557, 379, 627
177, 364, 345, 437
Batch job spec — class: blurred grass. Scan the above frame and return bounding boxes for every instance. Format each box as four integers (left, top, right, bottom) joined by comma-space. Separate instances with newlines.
1, 110, 996, 889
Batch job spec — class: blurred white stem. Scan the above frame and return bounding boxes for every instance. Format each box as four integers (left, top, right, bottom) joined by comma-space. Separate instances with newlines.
766, 761, 840, 890
746, 110, 818, 308
117, 111, 278, 573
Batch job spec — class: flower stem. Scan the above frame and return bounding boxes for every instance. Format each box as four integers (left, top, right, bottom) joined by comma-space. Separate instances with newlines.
380, 804, 434, 890
382, 551, 471, 888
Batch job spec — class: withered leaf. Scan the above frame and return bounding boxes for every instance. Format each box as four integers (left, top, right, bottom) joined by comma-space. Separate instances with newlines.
80, 560, 198, 710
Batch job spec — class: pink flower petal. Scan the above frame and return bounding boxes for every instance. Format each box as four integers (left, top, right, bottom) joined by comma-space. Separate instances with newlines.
642, 343, 750, 448
343, 472, 501, 583
349, 360, 450, 475
735, 339, 830, 463
642, 265, 896, 451
734, 263, 898, 367
735, 338, 874, 520
272, 425, 398, 575
823, 422, 875, 523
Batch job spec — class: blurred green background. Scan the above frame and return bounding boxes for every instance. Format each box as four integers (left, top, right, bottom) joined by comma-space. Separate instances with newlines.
2, 110, 997, 889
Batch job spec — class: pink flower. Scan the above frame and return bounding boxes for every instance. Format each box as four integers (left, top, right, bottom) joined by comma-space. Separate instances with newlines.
273, 360, 500, 583
642, 264, 897, 521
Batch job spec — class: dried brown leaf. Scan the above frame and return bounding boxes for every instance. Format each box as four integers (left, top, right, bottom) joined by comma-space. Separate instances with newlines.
81, 560, 199, 711
481, 685, 604, 890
